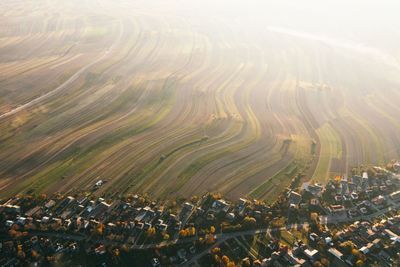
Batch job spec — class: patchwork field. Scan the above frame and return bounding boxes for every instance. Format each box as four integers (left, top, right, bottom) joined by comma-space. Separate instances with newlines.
1, 0, 400, 201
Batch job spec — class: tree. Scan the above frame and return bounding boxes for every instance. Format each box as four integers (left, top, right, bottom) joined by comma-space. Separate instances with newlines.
146, 227, 156, 239
178, 230, 187, 238
352, 249, 366, 261
321, 257, 330, 266
221, 255, 230, 265
212, 247, 221, 254
206, 233, 215, 244
243, 216, 256, 228
342, 241, 355, 255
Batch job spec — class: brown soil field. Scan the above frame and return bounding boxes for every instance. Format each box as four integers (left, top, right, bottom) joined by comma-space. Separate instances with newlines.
1, 0, 400, 201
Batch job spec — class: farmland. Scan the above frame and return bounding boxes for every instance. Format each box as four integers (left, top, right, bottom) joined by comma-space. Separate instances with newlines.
1, 0, 400, 201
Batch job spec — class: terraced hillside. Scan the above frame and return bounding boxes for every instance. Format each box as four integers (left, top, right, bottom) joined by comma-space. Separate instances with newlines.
1, 0, 400, 201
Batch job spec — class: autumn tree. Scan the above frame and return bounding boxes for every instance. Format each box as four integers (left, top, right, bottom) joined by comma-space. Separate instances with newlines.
221, 255, 230, 265
243, 216, 256, 228
212, 247, 221, 254
146, 227, 156, 239
178, 230, 187, 238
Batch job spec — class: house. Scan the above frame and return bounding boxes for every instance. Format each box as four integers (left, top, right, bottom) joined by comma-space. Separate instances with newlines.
348, 209, 358, 217
307, 183, 324, 197
144, 222, 151, 230
329, 248, 343, 260
372, 195, 386, 206
341, 180, 348, 195
393, 161, 400, 172
288, 191, 302, 205
136, 222, 144, 230
359, 246, 369, 254
60, 210, 71, 219
390, 190, 400, 201
351, 192, 358, 200
328, 204, 345, 214
352, 175, 362, 187
325, 237, 332, 244
159, 224, 168, 231
362, 172, 369, 189
25, 206, 42, 217
196, 207, 204, 215
348, 182, 356, 193
384, 229, 400, 243
151, 258, 160, 267
44, 200, 56, 209
183, 202, 194, 212
335, 195, 343, 202
0, 204, 21, 213
17, 217, 26, 224
95, 245, 106, 255
309, 233, 319, 242
304, 248, 319, 261
174, 221, 182, 230
226, 212, 235, 221
380, 185, 388, 192
343, 195, 351, 201
91, 201, 111, 219
237, 198, 248, 207
310, 198, 319, 206
283, 251, 307, 266
77, 196, 87, 204
211, 199, 230, 213
206, 213, 215, 221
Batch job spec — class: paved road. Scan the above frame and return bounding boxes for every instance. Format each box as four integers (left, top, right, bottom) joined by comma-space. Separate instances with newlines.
0, 20, 124, 120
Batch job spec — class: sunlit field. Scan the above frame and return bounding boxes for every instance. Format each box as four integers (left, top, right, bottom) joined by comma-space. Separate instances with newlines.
1, 0, 400, 201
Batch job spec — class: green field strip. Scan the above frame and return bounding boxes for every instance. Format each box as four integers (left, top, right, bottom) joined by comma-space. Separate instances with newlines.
248, 159, 295, 199
4, 82, 175, 197
138, 119, 244, 196
311, 122, 342, 183
338, 107, 372, 163
343, 105, 385, 165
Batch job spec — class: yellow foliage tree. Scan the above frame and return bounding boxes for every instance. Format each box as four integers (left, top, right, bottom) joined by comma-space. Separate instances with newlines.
178, 230, 187, 238
222, 255, 230, 265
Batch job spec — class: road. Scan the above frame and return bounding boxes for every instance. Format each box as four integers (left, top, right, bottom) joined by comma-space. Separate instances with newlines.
0, 19, 124, 120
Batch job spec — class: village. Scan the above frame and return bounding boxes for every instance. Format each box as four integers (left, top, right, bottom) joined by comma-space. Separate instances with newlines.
1, 164, 400, 266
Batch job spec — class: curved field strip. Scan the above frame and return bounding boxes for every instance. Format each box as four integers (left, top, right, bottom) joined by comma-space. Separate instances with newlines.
340, 106, 386, 165
1, 0, 400, 200
156, 60, 266, 198
311, 123, 342, 183
129, 66, 246, 193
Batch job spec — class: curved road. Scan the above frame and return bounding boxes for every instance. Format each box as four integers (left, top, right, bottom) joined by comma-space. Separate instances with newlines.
0, 20, 124, 120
